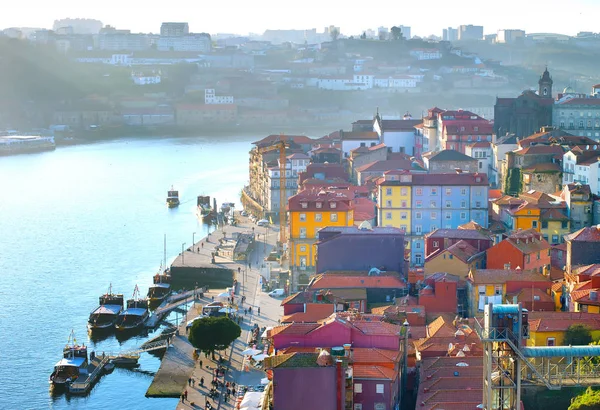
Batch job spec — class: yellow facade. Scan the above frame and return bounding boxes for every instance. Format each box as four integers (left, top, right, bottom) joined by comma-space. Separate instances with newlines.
289, 208, 354, 269
575, 303, 600, 314
471, 283, 506, 315
540, 220, 570, 245
527, 329, 600, 346
511, 207, 541, 231
424, 250, 480, 277
378, 185, 412, 232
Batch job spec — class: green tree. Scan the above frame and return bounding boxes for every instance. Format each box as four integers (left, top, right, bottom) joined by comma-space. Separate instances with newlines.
188, 316, 241, 359
565, 324, 592, 346
330, 27, 340, 41
569, 387, 600, 410
360, 32, 367, 40
391, 26, 405, 41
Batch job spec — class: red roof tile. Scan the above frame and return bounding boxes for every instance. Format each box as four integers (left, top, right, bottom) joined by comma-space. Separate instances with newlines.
309, 272, 406, 289
352, 365, 398, 380
565, 226, 600, 242
281, 304, 335, 323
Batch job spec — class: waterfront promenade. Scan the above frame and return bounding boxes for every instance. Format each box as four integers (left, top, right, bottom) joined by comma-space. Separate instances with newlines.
174, 217, 284, 409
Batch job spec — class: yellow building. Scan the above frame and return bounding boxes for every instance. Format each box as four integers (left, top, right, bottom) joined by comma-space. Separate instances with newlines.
527, 312, 600, 346
539, 209, 570, 245
377, 171, 412, 231
424, 240, 484, 277
288, 190, 354, 290
509, 203, 541, 231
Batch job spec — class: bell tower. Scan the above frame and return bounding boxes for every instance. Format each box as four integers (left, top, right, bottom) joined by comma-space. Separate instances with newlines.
538, 67, 553, 98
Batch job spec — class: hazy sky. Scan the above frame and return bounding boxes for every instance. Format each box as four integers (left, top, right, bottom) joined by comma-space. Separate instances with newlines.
3, 0, 598, 37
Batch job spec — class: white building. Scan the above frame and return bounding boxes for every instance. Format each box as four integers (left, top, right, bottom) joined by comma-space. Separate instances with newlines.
265, 153, 310, 214
205, 89, 234, 104
496, 29, 525, 43
157, 34, 211, 52
409, 48, 442, 60
465, 141, 494, 184
132, 72, 161, 85
553, 85, 600, 141
341, 131, 381, 158
563, 146, 600, 195
317, 77, 368, 91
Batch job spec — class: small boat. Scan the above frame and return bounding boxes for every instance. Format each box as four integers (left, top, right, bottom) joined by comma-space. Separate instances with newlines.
87, 284, 124, 330
111, 354, 140, 368
49, 331, 89, 391
166, 186, 180, 208
147, 266, 172, 306
196, 195, 212, 219
103, 363, 115, 374
115, 285, 149, 332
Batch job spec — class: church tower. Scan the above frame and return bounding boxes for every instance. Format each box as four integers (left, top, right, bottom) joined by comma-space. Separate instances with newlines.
539, 67, 553, 98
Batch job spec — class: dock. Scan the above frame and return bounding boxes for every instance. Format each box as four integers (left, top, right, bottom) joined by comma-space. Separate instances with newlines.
67, 354, 110, 395
145, 287, 205, 329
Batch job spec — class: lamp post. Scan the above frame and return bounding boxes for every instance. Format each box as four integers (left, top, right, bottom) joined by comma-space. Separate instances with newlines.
193, 232, 196, 251
182, 242, 186, 265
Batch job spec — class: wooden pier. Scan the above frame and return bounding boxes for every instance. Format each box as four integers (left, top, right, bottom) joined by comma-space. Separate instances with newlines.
67, 355, 110, 395
145, 287, 204, 328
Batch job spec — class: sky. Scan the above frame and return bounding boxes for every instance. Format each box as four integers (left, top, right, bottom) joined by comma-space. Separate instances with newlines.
2, 0, 599, 37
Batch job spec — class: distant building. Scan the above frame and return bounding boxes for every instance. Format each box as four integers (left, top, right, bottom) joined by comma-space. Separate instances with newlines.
160, 22, 189, 37
553, 84, 600, 141
436, 110, 493, 154
157, 33, 211, 52
204, 89, 233, 105
497, 29, 525, 43
565, 226, 600, 272
442, 27, 458, 42
562, 146, 600, 195
423, 150, 478, 174
396, 25, 411, 39
98, 26, 151, 51
53, 18, 102, 34
458, 25, 483, 41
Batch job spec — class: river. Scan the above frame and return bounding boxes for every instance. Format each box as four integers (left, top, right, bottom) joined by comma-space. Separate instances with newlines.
0, 135, 260, 409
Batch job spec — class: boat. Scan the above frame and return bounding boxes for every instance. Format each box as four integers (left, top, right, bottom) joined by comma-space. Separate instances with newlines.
196, 195, 212, 219
166, 186, 180, 208
87, 284, 124, 330
111, 354, 140, 368
0, 135, 56, 156
115, 285, 149, 332
147, 265, 172, 306
49, 331, 89, 391
220, 202, 235, 213
103, 362, 115, 374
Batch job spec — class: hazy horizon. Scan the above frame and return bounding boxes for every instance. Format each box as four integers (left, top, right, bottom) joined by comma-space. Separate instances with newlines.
2, 0, 599, 38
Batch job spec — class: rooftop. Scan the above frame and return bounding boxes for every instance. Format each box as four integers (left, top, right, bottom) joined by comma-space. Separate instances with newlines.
469, 268, 551, 285
565, 226, 600, 242
428, 150, 477, 162
426, 228, 491, 241
308, 271, 406, 290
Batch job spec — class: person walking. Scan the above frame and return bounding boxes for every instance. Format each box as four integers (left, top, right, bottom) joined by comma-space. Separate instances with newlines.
200, 377, 204, 386
188, 377, 192, 386
184, 390, 188, 401
199, 359, 203, 368
258, 307, 261, 315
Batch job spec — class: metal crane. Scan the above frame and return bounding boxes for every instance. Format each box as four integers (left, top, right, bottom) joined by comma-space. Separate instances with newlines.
257, 138, 289, 246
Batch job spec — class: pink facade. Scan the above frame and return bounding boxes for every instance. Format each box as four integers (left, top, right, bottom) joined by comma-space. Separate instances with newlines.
272, 319, 400, 351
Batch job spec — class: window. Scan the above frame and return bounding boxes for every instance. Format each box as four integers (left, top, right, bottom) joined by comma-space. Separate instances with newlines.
532, 221, 538, 229
526, 254, 530, 263
354, 404, 363, 410
415, 212, 422, 219
478, 286, 486, 295
400, 225, 407, 231
330, 213, 338, 222
495, 285, 502, 295
537, 251, 540, 260
300, 246, 307, 252
415, 188, 423, 195
299, 213, 306, 222
561, 221, 569, 229
445, 188, 452, 195
547, 337, 555, 346
541, 221, 548, 229
461, 200, 467, 208
431, 188, 438, 195
401, 212, 407, 220
299, 256, 307, 269
301, 202, 308, 209
416, 200, 422, 208
431, 224, 437, 231
401, 188, 408, 195
461, 188, 467, 195
445, 212, 451, 220
431, 212, 437, 219
385, 200, 392, 207
401, 201, 408, 208
315, 213, 322, 222
445, 200, 452, 208
330, 202, 337, 209
416, 242, 421, 249
385, 212, 392, 220
354, 383, 362, 393
415, 225, 422, 234
415, 254, 422, 264
374, 404, 386, 410
433, 240, 439, 247
300, 227, 307, 238
460, 212, 467, 220
385, 188, 392, 196
316, 202, 322, 209
430, 200, 437, 208
475, 201, 481, 208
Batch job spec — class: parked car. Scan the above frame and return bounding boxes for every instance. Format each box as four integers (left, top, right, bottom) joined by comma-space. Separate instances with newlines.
240, 210, 248, 216
257, 219, 269, 227
268, 289, 285, 298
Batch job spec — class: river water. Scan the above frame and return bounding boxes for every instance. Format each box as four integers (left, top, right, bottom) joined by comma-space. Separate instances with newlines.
0, 136, 258, 409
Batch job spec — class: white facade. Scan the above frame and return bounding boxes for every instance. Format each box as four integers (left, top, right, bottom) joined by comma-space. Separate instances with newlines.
157, 34, 211, 52
353, 74, 374, 88
373, 76, 418, 88
409, 49, 442, 60
265, 155, 309, 213
317, 78, 368, 91
204, 89, 234, 104
132, 74, 161, 85
563, 150, 600, 195
465, 144, 494, 183
341, 139, 381, 158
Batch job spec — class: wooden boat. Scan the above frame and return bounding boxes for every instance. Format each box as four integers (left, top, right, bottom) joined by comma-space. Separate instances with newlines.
49, 331, 89, 391
87, 284, 124, 330
111, 354, 140, 368
147, 266, 172, 306
115, 285, 149, 332
166, 186, 180, 208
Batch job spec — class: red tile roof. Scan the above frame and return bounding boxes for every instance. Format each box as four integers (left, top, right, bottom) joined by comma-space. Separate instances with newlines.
469, 269, 550, 285
288, 189, 353, 212
352, 365, 398, 380
356, 159, 414, 173
281, 304, 335, 323
351, 348, 399, 364
252, 134, 314, 146
503, 229, 551, 254
444, 240, 480, 263
267, 323, 320, 338
309, 272, 406, 289
426, 228, 491, 241
341, 131, 379, 141
378, 172, 488, 186
529, 314, 600, 332
565, 226, 600, 242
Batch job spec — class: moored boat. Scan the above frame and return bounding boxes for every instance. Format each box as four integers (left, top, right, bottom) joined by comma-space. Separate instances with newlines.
49, 331, 89, 391
166, 186, 180, 208
111, 354, 140, 368
196, 195, 212, 219
147, 267, 172, 306
87, 284, 124, 330
115, 285, 149, 332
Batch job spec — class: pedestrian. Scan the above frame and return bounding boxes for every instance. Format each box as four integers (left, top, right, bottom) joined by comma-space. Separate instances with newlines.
200, 377, 204, 386
188, 377, 192, 386
181, 394, 184, 403
202, 242, 204, 249
249, 306, 253, 314
200, 359, 203, 368
224, 394, 228, 403
244, 308, 247, 315
232, 381, 236, 390
197, 246, 200, 253
211, 295, 214, 301
258, 307, 260, 315
184, 390, 188, 401
192, 378, 195, 387
249, 262, 252, 269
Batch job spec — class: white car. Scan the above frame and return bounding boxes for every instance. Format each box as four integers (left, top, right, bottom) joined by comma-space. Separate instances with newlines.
268, 289, 285, 298
241, 211, 248, 216
257, 220, 269, 227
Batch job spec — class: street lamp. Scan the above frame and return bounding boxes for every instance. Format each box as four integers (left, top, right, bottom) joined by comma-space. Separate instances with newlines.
182, 242, 186, 265
193, 232, 196, 251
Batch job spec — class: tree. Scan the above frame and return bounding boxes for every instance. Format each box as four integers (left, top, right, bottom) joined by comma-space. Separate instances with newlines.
360, 32, 367, 40
330, 27, 340, 41
188, 316, 241, 358
391, 26, 405, 41
569, 387, 600, 410
565, 323, 592, 346
378, 31, 388, 41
